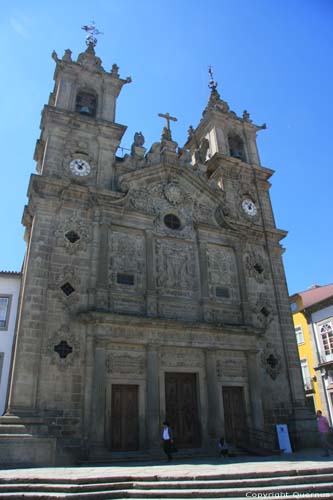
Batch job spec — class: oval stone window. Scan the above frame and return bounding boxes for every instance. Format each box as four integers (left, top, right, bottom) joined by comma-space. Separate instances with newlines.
164, 213, 181, 230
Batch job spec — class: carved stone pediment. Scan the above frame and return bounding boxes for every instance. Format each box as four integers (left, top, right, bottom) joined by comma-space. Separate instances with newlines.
118, 166, 229, 228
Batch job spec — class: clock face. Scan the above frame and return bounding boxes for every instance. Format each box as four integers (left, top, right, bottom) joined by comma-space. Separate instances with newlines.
242, 198, 257, 217
69, 158, 91, 177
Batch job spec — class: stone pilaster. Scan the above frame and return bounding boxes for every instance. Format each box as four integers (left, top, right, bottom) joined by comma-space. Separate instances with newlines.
246, 351, 264, 429
146, 344, 160, 448
90, 346, 106, 445
205, 349, 223, 442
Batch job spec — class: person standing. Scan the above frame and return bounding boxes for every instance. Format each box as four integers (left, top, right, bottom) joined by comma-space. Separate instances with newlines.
162, 421, 173, 462
217, 436, 229, 458
317, 410, 333, 457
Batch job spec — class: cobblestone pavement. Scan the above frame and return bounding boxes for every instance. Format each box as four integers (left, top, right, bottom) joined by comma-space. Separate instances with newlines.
0, 448, 332, 482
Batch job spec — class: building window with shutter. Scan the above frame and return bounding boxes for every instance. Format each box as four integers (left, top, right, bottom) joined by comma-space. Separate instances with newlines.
0, 296, 12, 331
295, 325, 304, 345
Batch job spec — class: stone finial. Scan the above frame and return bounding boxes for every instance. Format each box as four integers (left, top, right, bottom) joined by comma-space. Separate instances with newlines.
242, 110, 251, 122
62, 49, 72, 62
111, 64, 119, 77
133, 132, 145, 147
51, 50, 58, 63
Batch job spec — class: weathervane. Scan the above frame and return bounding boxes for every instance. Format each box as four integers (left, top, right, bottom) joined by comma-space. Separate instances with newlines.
208, 66, 218, 91
81, 21, 103, 47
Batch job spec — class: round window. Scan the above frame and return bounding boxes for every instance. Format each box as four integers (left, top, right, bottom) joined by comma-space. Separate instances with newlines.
164, 214, 181, 230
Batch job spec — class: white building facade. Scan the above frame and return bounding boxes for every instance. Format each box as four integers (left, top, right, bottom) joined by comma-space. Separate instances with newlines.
0, 272, 21, 415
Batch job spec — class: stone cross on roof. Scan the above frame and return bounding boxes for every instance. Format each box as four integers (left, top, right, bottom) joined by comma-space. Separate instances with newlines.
158, 112, 177, 130
158, 112, 177, 142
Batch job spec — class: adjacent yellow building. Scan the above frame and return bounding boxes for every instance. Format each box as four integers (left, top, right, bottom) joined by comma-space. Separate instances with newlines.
290, 284, 333, 424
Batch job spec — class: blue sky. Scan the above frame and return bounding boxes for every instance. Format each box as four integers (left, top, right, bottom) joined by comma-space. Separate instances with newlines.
0, 0, 332, 295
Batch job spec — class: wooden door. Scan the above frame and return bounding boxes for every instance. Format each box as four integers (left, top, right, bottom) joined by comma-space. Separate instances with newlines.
222, 386, 247, 444
111, 385, 138, 451
165, 372, 201, 448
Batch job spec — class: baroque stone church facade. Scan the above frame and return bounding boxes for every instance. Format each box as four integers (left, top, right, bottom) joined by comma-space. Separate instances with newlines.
0, 39, 315, 465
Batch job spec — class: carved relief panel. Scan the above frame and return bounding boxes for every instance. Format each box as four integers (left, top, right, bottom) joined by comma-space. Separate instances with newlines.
216, 350, 247, 379
206, 244, 240, 302
109, 231, 145, 290
160, 348, 204, 369
155, 239, 199, 297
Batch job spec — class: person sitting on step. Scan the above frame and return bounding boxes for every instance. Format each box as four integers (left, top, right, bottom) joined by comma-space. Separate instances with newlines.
218, 437, 229, 458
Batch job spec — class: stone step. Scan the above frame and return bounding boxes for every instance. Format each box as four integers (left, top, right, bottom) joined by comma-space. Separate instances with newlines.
0, 425, 29, 434
0, 472, 332, 499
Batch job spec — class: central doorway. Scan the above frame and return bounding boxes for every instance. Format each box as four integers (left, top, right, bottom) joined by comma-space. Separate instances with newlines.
222, 386, 247, 444
111, 384, 139, 451
165, 372, 201, 448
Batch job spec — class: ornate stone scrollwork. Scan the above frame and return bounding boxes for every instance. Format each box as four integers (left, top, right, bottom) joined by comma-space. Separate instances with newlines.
253, 293, 275, 331
260, 343, 282, 380
244, 250, 269, 283
163, 183, 183, 205
54, 216, 91, 254
46, 325, 80, 371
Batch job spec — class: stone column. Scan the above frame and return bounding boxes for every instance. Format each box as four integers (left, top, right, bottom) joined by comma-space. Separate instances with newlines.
146, 345, 160, 449
247, 351, 264, 430
205, 349, 223, 442
90, 345, 106, 445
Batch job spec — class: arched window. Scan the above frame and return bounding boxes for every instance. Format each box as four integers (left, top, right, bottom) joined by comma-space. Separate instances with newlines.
75, 91, 97, 117
320, 322, 333, 357
228, 134, 246, 161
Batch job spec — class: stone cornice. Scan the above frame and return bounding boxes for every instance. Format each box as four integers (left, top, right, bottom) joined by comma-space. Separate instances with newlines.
76, 310, 257, 337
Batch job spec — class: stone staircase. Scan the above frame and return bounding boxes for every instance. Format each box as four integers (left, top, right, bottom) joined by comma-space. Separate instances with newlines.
0, 466, 332, 498
0, 415, 56, 466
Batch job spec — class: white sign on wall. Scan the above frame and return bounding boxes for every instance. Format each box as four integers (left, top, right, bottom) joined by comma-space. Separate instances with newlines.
276, 424, 293, 453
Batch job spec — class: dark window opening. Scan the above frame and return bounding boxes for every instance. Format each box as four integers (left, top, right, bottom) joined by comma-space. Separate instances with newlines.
65, 231, 80, 244
54, 340, 73, 359
216, 287, 230, 298
228, 135, 245, 161
75, 92, 97, 117
266, 354, 278, 368
61, 282, 75, 296
261, 306, 270, 317
254, 263, 264, 274
164, 214, 181, 230
117, 273, 135, 286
